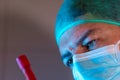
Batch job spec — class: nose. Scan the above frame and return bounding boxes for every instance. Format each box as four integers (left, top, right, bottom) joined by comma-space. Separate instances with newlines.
69, 45, 88, 55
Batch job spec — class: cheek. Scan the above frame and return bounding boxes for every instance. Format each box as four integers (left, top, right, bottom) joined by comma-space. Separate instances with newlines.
73, 45, 88, 54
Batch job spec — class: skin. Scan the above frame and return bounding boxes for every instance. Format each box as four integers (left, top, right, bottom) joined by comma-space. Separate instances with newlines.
59, 22, 120, 67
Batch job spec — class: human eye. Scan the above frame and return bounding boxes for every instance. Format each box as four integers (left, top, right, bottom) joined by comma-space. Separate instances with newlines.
82, 40, 96, 50
62, 52, 73, 67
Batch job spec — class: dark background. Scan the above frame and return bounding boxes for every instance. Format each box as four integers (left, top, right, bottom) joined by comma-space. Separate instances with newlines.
0, 0, 73, 80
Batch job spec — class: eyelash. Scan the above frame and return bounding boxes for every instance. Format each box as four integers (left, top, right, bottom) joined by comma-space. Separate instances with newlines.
63, 54, 73, 67
83, 40, 96, 50
66, 57, 73, 67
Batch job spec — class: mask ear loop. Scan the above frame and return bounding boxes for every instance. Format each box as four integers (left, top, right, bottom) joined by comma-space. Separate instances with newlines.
115, 40, 120, 63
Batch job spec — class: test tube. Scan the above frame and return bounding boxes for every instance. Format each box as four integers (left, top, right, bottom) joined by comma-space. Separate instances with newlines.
16, 54, 36, 80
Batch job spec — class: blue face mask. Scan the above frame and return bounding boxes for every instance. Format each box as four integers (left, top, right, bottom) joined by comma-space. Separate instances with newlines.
72, 40, 120, 80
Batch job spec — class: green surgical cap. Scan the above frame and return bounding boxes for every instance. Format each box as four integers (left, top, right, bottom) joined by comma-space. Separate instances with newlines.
55, 0, 120, 45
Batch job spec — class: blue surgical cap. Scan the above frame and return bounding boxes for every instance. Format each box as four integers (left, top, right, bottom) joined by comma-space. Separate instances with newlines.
55, 0, 120, 46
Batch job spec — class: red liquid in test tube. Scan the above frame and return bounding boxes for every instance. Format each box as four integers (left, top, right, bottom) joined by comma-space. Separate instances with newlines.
16, 54, 36, 80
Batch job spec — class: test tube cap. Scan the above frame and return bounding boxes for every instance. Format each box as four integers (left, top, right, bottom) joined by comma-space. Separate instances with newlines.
16, 54, 30, 70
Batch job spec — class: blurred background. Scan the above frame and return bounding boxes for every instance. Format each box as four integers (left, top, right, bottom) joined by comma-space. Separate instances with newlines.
0, 0, 73, 80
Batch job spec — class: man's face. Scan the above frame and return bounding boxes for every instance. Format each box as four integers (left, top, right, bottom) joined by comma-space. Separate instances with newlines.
59, 23, 120, 67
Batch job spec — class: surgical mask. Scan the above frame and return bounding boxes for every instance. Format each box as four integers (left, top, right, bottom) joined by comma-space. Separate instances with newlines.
72, 40, 120, 80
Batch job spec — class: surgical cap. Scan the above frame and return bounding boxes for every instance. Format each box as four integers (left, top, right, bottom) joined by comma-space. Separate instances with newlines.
55, 0, 120, 45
